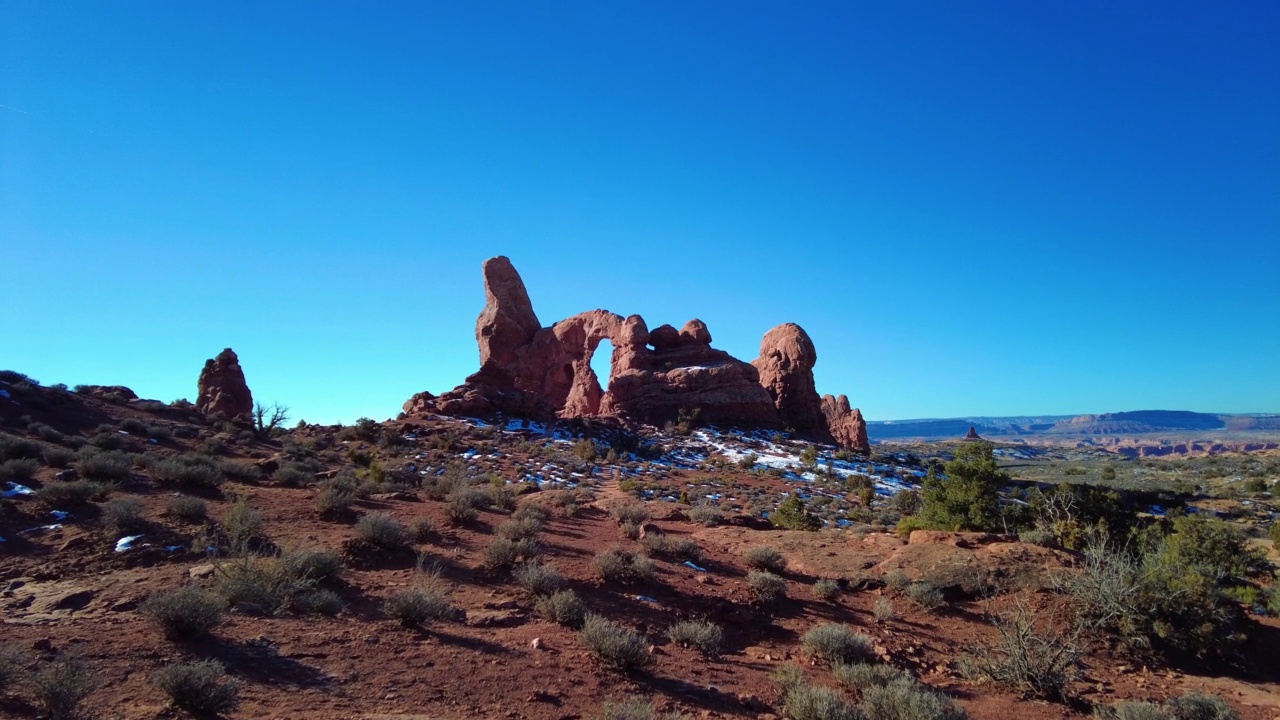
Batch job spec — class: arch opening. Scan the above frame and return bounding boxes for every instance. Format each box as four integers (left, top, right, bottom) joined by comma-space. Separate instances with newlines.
589, 338, 616, 396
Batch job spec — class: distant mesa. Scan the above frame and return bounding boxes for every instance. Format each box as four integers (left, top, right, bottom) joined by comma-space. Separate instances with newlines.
196, 348, 253, 420
404, 256, 870, 452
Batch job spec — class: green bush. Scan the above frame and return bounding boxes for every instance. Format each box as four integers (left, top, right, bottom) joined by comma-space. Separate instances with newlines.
0, 644, 27, 695
102, 497, 145, 533
36, 479, 106, 506
1095, 693, 1238, 720
639, 532, 701, 562
272, 463, 312, 487
42, 446, 75, 468
833, 662, 903, 695
906, 582, 944, 612
149, 455, 223, 488
687, 503, 724, 527
497, 516, 544, 541
909, 442, 1008, 532
667, 619, 723, 657
277, 547, 342, 585
802, 623, 876, 666
748, 570, 787, 603
141, 586, 226, 641
224, 498, 264, 554
0, 457, 39, 483
537, 589, 587, 628
212, 556, 298, 614
580, 613, 650, 671
411, 517, 438, 543
872, 597, 894, 624
484, 536, 540, 569
153, 659, 241, 715
612, 503, 651, 525
317, 480, 354, 516
355, 512, 410, 550
294, 588, 344, 616
0, 432, 43, 461
594, 546, 655, 583
744, 546, 787, 573
773, 496, 822, 530
75, 450, 132, 483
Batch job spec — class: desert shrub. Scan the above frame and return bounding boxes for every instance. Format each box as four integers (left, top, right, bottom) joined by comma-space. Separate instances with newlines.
861, 677, 967, 720
497, 516, 544, 541
29, 422, 65, 444
594, 546, 656, 583
383, 584, 456, 628
1018, 528, 1056, 547
218, 459, 258, 483
166, 495, 207, 522
30, 653, 97, 720
317, 481, 354, 516
42, 446, 75, 468
153, 659, 241, 715
272, 462, 312, 487
744, 546, 787, 573
513, 502, 551, 525
141, 586, 226, 641
484, 536, 540, 569
446, 491, 480, 525
102, 497, 145, 533
962, 600, 1077, 701
782, 683, 862, 720
580, 613, 650, 671
537, 589, 587, 628
0, 432, 42, 461
150, 455, 223, 488
833, 662, 904, 695
908, 442, 1008, 532
90, 430, 126, 450
1095, 693, 1238, 720
356, 512, 410, 550
36, 479, 106, 506
612, 503, 650, 525
770, 662, 809, 698
667, 619, 723, 657
277, 547, 342, 585
1066, 517, 1267, 662
813, 578, 840, 602
619, 520, 642, 540
489, 485, 517, 511
802, 623, 876, 666
906, 581, 945, 611
224, 498, 264, 554
213, 556, 298, 614
872, 597, 895, 624
0, 457, 39, 483
75, 450, 132, 482
892, 489, 922, 516
514, 561, 564, 596
0, 644, 27, 695
687, 503, 723, 527
1027, 482, 1136, 550
1095, 702, 1164, 720
772, 496, 822, 531
883, 569, 910, 594
294, 588, 344, 616
639, 532, 701, 562
748, 570, 787, 603
411, 517, 438, 543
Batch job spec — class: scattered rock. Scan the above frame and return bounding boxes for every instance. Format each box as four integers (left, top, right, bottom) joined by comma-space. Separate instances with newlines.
188, 564, 217, 579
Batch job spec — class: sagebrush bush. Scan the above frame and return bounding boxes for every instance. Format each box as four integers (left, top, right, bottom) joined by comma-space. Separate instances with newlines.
596, 695, 661, 720
141, 585, 226, 641
212, 556, 297, 614
782, 683, 862, 720
580, 613, 650, 671
42, 446, 75, 468
513, 503, 551, 525
411, 517, 438, 543
906, 581, 944, 611
612, 503, 650, 525
813, 578, 840, 602
883, 569, 910, 594
294, 588, 344, 616
484, 536, 540, 569
1095, 693, 1238, 720
748, 570, 787, 603
861, 677, 967, 720
594, 546, 656, 584
277, 547, 342, 585
317, 480, 354, 516
962, 600, 1077, 702
224, 498, 264, 554
0, 432, 43, 461
446, 491, 480, 525
770, 662, 808, 698
497, 516, 544, 541
153, 659, 241, 715
0, 457, 39, 483
102, 497, 145, 533
356, 512, 410, 550
833, 662, 904, 695
537, 589, 587, 628
638, 532, 701, 562
166, 495, 207, 522
667, 619, 723, 657
272, 463, 312, 487
744, 546, 787, 573
36, 479, 106, 506
30, 653, 97, 720
149, 455, 224, 488
0, 644, 27, 694
514, 561, 563, 596
802, 623, 876, 666
75, 450, 132, 483
383, 585, 456, 628
687, 503, 723, 527
872, 597, 894, 624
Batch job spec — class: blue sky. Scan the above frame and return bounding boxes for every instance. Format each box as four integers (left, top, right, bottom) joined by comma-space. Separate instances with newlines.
2, 1, 1277, 425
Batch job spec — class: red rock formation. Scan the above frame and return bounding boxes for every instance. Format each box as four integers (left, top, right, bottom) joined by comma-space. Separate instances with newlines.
964, 425, 982, 441
407, 258, 868, 444
821, 394, 871, 453
196, 348, 253, 420
752, 324, 826, 433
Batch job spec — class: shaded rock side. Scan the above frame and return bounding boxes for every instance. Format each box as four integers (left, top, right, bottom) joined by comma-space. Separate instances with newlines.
752, 323, 826, 433
476, 255, 541, 369
821, 394, 871, 453
196, 348, 253, 420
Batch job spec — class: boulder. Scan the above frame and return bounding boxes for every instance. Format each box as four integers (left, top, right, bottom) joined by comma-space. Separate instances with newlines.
195, 349, 253, 420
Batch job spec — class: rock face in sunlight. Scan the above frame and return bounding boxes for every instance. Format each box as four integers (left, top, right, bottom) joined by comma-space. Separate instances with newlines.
196, 348, 254, 420
405, 256, 869, 449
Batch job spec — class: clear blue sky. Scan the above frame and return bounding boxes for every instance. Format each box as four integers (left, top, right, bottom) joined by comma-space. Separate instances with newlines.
3, 1, 1277, 425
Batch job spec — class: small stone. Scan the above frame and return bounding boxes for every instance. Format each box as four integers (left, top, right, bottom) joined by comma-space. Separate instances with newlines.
530, 638, 543, 650
188, 564, 216, 579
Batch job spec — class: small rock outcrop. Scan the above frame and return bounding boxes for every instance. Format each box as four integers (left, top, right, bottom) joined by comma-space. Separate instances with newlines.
196, 348, 253, 420
964, 426, 982, 441
406, 257, 869, 449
